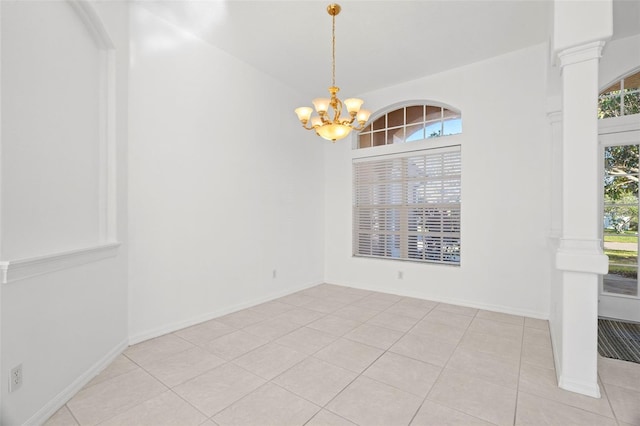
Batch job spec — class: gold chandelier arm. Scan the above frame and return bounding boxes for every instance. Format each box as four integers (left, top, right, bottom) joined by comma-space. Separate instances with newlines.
350, 121, 368, 131
343, 116, 357, 126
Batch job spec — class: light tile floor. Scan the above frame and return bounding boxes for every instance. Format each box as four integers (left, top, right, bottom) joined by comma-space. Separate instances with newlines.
45, 284, 640, 426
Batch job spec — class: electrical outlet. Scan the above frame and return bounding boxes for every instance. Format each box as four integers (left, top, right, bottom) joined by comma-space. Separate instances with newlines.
398, 271, 404, 279
9, 364, 22, 393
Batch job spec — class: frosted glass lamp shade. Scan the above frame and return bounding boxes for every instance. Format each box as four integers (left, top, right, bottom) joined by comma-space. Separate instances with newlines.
316, 123, 352, 142
344, 98, 364, 114
357, 109, 372, 123
311, 116, 323, 127
312, 98, 331, 113
295, 107, 313, 123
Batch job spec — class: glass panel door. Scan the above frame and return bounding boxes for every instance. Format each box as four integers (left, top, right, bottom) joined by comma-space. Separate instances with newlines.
603, 144, 639, 296
600, 134, 640, 323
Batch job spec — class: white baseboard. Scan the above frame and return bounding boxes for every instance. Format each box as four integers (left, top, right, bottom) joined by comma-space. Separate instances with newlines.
325, 281, 550, 320
25, 338, 128, 426
128, 280, 322, 345
20, 281, 323, 425
558, 375, 601, 398
550, 322, 563, 385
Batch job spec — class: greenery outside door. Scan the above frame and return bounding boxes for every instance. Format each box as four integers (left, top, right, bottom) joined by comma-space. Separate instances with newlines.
600, 130, 640, 322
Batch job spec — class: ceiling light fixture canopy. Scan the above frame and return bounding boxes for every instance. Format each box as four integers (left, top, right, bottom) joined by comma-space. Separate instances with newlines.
295, 4, 371, 142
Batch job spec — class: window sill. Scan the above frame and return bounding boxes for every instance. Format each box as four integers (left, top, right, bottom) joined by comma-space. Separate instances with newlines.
0, 243, 121, 284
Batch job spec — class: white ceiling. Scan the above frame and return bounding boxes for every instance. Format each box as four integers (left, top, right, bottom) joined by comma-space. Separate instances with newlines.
138, 0, 639, 97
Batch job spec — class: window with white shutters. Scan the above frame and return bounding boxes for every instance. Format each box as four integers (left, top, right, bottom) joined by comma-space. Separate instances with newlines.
353, 146, 461, 264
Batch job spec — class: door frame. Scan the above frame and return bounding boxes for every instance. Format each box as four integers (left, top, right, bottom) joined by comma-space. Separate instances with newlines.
599, 115, 640, 322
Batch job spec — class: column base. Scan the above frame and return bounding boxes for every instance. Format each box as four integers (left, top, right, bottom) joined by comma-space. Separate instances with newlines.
558, 375, 601, 398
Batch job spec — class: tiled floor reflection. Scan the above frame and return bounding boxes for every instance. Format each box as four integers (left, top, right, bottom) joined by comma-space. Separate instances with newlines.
45, 284, 639, 425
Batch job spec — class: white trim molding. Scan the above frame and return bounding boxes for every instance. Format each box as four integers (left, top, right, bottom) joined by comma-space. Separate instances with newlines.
558, 375, 601, 399
129, 280, 323, 345
599, 114, 640, 135
556, 238, 608, 274
547, 110, 562, 125
68, 0, 119, 244
325, 281, 550, 320
547, 108, 563, 244
0, 243, 120, 284
68, 0, 115, 50
557, 41, 605, 69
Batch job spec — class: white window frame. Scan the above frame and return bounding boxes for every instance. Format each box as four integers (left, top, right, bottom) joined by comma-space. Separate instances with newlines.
598, 115, 640, 323
353, 145, 461, 265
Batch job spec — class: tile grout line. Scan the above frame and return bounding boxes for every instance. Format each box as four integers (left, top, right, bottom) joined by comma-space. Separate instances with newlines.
389, 303, 443, 426
512, 316, 526, 425
277, 289, 392, 425
516, 324, 621, 423
63, 404, 82, 426
65, 352, 172, 425
120, 349, 215, 422
406, 307, 500, 426
210, 289, 380, 424
62, 297, 462, 426
218, 316, 364, 419
166, 310, 333, 423
76, 356, 139, 392
300, 296, 431, 425
50, 286, 576, 426
597, 373, 621, 425
121, 330, 291, 424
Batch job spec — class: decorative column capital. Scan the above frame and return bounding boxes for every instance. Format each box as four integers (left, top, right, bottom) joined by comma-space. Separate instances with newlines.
557, 41, 605, 69
547, 110, 563, 125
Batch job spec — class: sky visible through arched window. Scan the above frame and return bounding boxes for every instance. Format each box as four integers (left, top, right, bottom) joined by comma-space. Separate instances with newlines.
358, 104, 461, 149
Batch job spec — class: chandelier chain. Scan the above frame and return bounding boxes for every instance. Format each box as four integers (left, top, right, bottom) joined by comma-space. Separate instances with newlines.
332, 12, 336, 87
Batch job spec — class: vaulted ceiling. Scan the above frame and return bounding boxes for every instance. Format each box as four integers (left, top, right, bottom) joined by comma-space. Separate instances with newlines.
137, 0, 640, 97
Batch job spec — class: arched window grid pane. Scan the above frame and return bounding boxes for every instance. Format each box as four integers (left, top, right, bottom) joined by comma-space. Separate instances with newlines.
599, 70, 640, 119
357, 104, 462, 149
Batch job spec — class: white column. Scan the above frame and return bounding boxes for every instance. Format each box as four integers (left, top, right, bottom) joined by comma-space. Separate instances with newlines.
547, 108, 564, 374
548, 109, 562, 240
555, 41, 608, 398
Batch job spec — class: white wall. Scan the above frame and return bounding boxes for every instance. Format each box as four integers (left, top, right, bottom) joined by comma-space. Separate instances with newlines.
325, 43, 552, 318
553, 0, 612, 53
600, 34, 640, 88
128, 6, 325, 342
0, 1, 129, 424
1, 1, 102, 260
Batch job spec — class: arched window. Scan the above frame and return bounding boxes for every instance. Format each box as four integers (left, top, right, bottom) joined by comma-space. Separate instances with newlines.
357, 104, 461, 149
353, 103, 462, 265
599, 69, 640, 119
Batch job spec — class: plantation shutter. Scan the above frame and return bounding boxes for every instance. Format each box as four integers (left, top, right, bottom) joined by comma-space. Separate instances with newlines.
353, 146, 461, 264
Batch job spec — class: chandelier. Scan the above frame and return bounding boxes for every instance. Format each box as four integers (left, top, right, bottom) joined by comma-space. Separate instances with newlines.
294, 4, 371, 142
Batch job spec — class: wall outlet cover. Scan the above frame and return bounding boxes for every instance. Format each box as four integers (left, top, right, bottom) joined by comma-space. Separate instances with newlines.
10, 364, 23, 392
